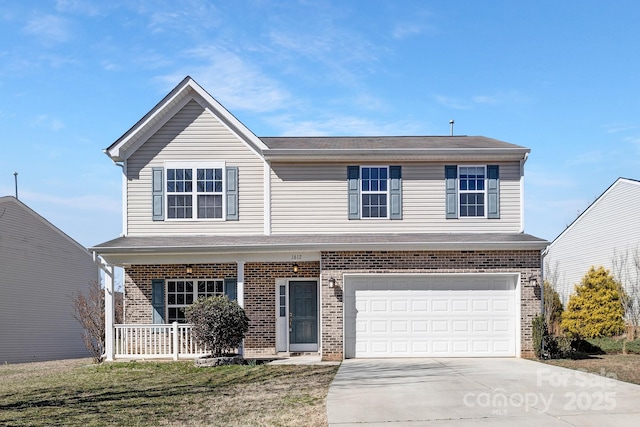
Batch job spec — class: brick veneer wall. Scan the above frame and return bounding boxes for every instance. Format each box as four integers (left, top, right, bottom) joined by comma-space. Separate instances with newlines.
124, 263, 237, 323
243, 261, 320, 357
123, 261, 320, 357
320, 250, 542, 361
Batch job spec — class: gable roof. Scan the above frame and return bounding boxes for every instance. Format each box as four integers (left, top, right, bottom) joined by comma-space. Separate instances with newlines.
547, 177, 640, 248
106, 76, 530, 163
105, 76, 268, 162
0, 196, 92, 256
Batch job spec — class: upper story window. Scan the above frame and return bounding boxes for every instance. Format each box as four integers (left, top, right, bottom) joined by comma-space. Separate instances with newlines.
458, 166, 485, 217
361, 166, 389, 218
166, 167, 223, 219
151, 162, 239, 222
348, 165, 402, 220
445, 165, 499, 219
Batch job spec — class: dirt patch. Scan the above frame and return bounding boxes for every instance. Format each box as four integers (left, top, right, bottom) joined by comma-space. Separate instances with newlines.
543, 354, 640, 386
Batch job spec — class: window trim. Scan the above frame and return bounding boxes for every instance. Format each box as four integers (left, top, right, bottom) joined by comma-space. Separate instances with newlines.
458, 165, 487, 218
164, 161, 226, 221
359, 165, 390, 220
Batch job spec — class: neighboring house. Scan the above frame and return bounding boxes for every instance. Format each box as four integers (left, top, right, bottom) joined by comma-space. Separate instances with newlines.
91, 76, 547, 361
0, 196, 99, 363
544, 178, 640, 305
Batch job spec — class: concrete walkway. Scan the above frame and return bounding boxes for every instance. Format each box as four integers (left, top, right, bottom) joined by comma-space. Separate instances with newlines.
326, 358, 640, 426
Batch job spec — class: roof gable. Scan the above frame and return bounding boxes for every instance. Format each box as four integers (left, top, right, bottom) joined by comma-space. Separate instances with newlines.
105, 76, 267, 162
548, 177, 640, 247
0, 196, 92, 256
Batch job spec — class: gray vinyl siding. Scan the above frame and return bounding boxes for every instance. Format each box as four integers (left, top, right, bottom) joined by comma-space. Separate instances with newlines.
544, 179, 640, 305
270, 162, 522, 234
126, 100, 264, 236
0, 198, 98, 363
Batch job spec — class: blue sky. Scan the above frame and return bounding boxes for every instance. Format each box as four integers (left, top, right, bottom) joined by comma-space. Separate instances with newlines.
1, 0, 639, 250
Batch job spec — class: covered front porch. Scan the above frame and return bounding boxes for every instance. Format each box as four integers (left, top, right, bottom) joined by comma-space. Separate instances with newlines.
94, 245, 321, 361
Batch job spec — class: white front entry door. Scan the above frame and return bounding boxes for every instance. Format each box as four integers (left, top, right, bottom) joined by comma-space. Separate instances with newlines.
344, 274, 518, 358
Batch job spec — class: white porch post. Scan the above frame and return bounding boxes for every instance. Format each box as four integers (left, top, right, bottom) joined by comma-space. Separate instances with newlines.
237, 261, 245, 356
104, 264, 115, 362
237, 261, 245, 308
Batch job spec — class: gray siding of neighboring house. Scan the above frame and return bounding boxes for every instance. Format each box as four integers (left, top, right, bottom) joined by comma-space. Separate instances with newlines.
126, 99, 265, 236
544, 179, 640, 305
270, 161, 523, 234
0, 197, 98, 363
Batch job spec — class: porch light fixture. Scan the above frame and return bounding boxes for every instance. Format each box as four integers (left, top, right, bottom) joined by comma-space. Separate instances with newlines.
528, 275, 538, 288
328, 277, 336, 288
293, 263, 299, 274
186, 265, 193, 275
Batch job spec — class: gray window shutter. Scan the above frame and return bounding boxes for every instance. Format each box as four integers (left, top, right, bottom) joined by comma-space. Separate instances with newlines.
487, 165, 500, 219
151, 279, 165, 324
152, 167, 164, 221
347, 166, 360, 220
224, 277, 237, 301
226, 166, 239, 221
445, 165, 458, 219
389, 166, 402, 220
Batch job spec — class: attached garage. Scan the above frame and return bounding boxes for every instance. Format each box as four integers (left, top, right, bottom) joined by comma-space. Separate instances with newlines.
343, 274, 520, 358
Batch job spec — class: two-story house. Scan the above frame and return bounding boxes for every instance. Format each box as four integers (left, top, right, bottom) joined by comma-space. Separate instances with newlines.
92, 77, 547, 361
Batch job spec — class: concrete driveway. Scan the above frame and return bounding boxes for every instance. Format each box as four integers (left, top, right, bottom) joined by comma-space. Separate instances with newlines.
326, 358, 640, 426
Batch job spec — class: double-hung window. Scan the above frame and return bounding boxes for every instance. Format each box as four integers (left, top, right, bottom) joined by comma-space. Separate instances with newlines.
361, 166, 389, 218
165, 162, 224, 220
445, 165, 499, 219
458, 166, 485, 217
166, 279, 224, 323
347, 165, 402, 220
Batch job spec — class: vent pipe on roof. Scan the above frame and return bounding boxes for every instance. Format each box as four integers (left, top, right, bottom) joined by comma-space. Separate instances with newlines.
449, 120, 455, 136
13, 172, 18, 199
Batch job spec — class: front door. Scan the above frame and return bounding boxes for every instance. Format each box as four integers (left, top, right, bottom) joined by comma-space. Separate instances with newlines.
289, 281, 318, 352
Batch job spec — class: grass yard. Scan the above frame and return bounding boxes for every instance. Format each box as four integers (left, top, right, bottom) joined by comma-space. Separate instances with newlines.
0, 359, 339, 427
543, 354, 640, 386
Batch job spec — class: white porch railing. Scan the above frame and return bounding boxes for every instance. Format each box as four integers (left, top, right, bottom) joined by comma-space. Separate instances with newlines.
113, 323, 209, 360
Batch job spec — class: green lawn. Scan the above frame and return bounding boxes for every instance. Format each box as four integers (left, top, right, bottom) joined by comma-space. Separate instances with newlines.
0, 359, 338, 427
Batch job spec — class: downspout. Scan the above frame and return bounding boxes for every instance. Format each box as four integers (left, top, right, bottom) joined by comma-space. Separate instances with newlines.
519, 152, 529, 233
540, 245, 550, 357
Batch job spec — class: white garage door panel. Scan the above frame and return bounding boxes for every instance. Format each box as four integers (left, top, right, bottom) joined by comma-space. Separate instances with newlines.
345, 275, 517, 358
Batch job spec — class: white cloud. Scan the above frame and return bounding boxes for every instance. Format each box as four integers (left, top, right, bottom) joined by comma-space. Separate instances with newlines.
158, 46, 290, 113
23, 14, 71, 43
56, 0, 103, 16
392, 23, 424, 39
21, 190, 121, 214
434, 95, 471, 110
31, 114, 65, 131
266, 113, 422, 137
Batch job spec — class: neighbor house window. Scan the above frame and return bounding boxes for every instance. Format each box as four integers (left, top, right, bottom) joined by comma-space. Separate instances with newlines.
458, 166, 485, 217
166, 279, 224, 323
361, 166, 389, 218
165, 162, 224, 220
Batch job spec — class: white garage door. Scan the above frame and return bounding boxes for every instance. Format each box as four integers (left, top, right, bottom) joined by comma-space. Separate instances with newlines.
344, 275, 518, 358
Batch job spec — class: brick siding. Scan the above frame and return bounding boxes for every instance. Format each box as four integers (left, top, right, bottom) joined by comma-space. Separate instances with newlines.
320, 250, 542, 360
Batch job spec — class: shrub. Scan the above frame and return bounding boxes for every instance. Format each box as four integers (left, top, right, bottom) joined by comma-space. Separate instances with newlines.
561, 266, 626, 338
72, 280, 123, 363
543, 281, 564, 334
185, 296, 249, 358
